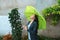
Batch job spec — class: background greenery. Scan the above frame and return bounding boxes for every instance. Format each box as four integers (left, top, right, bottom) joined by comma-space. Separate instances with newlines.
42, 0, 60, 25
8, 8, 22, 40
0, 36, 2, 40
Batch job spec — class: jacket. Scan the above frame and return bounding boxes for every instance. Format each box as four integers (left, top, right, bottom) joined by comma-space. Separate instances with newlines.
27, 21, 39, 40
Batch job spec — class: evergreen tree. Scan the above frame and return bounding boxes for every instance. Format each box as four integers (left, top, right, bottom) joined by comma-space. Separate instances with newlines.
8, 8, 22, 40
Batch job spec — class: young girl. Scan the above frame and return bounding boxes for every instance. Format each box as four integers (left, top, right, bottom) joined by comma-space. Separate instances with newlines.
23, 14, 39, 40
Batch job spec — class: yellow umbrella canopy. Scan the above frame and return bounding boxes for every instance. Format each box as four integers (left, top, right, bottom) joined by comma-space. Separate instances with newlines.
24, 6, 46, 30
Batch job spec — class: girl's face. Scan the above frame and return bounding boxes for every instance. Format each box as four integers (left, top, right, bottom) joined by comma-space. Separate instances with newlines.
30, 14, 35, 20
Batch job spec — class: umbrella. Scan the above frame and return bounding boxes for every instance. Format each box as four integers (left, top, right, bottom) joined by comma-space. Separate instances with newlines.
24, 6, 46, 30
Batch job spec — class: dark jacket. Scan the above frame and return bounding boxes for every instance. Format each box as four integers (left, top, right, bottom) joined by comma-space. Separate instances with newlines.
27, 21, 38, 40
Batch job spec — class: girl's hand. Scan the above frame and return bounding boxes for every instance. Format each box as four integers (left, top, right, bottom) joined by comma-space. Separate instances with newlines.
22, 25, 27, 30
24, 26, 27, 30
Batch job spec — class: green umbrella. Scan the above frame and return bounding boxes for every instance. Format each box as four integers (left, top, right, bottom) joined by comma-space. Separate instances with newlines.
24, 6, 46, 30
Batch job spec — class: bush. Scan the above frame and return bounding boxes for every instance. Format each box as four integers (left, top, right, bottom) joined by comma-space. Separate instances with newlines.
0, 36, 3, 40
42, 4, 60, 26
8, 8, 22, 40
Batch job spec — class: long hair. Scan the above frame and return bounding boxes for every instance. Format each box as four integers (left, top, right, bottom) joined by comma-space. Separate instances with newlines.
34, 14, 39, 27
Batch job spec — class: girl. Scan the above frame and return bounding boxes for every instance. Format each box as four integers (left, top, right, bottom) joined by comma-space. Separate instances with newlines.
23, 14, 39, 40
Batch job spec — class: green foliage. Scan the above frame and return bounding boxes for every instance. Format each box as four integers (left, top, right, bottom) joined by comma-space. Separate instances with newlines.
57, 0, 60, 5
42, 5, 60, 25
8, 8, 22, 40
0, 36, 2, 40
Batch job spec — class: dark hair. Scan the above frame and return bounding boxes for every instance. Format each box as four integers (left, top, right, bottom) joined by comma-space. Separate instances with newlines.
34, 14, 39, 27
